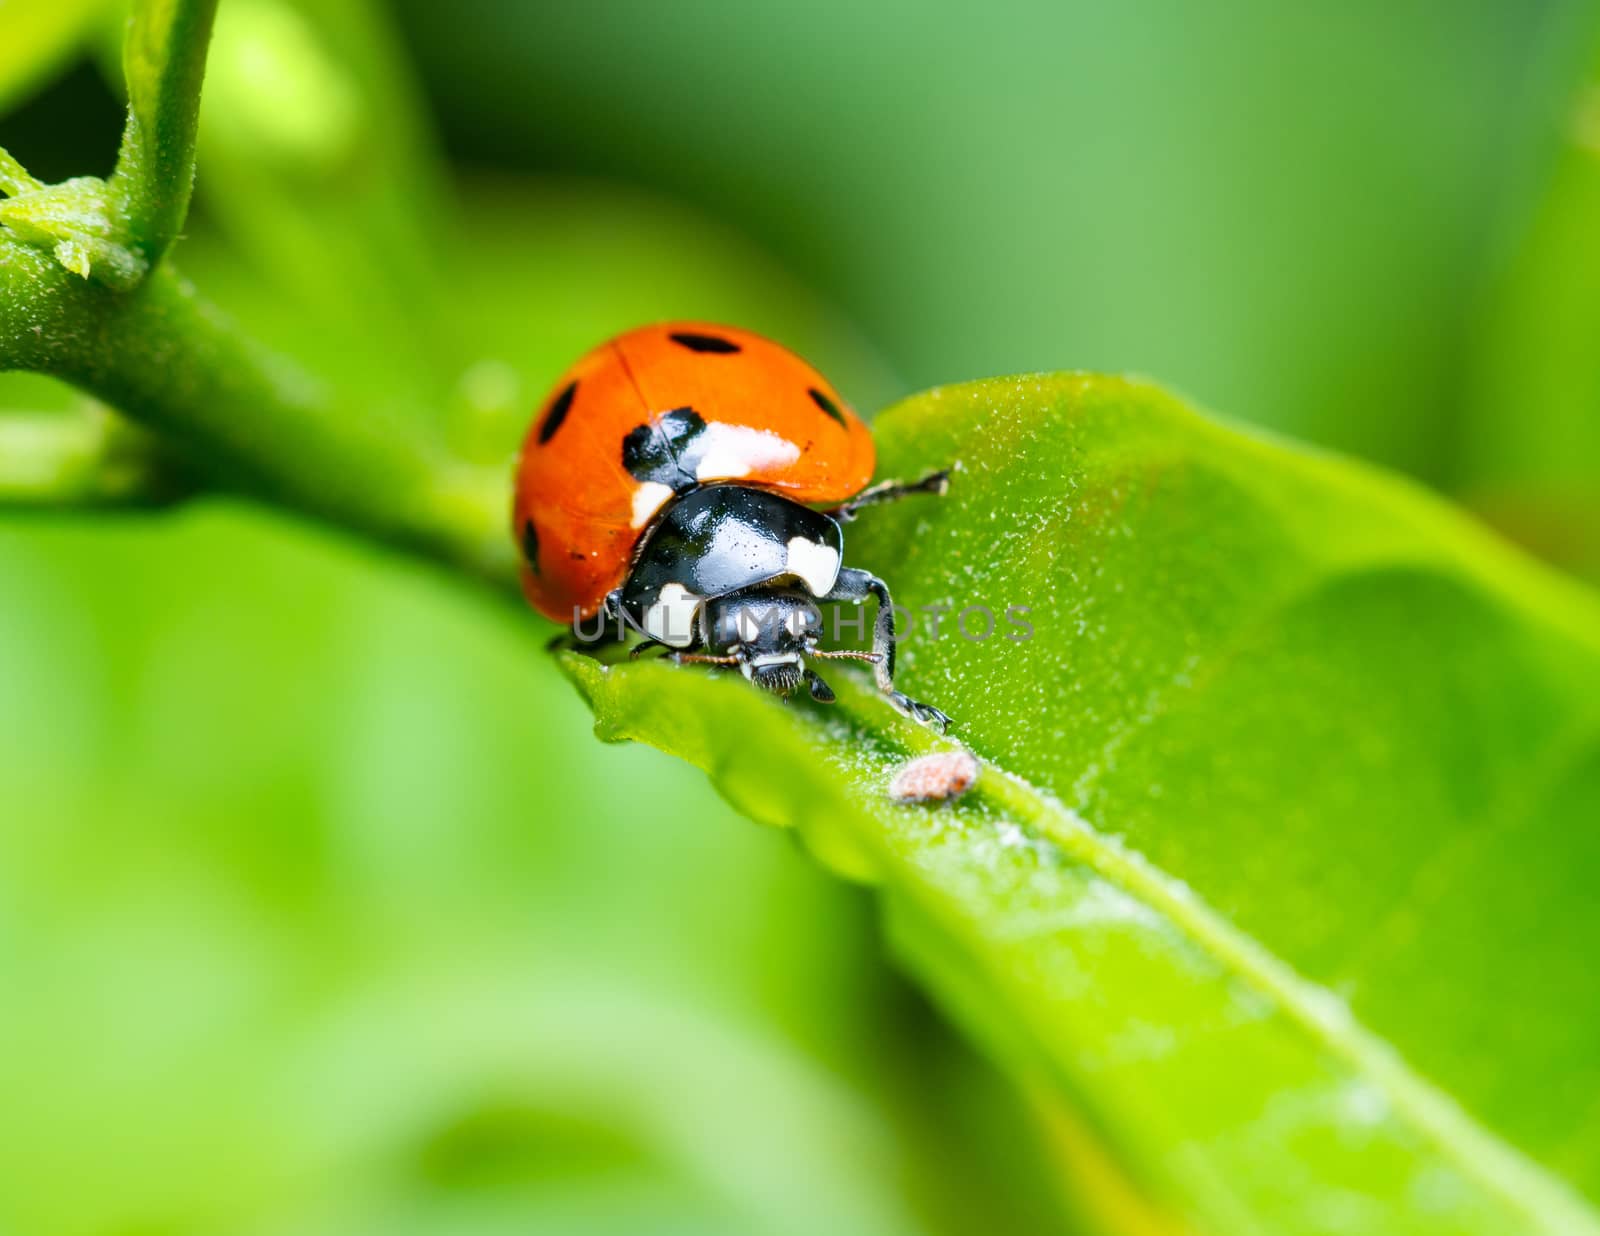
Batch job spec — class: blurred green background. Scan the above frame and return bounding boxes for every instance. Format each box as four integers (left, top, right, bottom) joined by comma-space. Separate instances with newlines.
2, 1, 1598, 1232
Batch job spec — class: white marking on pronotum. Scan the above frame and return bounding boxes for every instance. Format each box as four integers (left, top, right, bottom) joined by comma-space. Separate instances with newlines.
631, 481, 676, 529
643, 583, 702, 647
785, 537, 841, 596
694, 423, 801, 481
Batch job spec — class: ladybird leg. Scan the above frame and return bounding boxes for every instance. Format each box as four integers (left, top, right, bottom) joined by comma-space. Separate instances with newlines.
826, 568, 901, 687
824, 568, 953, 732
826, 469, 950, 522
803, 668, 837, 703
546, 624, 609, 653
627, 637, 676, 661
546, 589, 628, 653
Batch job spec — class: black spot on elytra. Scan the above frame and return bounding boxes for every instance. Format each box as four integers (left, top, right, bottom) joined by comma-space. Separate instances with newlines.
622, 407, 708, 490
537, 381, 578, 444
669, 331, 741, 354
520, 520, 540, 570
808, 387, 847, 427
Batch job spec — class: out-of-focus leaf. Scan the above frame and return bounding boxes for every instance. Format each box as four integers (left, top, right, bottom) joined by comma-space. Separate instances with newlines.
0, 0, 110, 114
189, 0, 457, 406
564, 374, 1600, 1236
83, 0, 454, 406
0, 503, 1080, 1236
398, 0, 1569, 481
437, 175, 901, 458
1460, 35, 1600, 579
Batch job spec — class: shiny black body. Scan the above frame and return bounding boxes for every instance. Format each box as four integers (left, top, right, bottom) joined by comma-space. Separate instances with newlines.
620, 486, 842, 623
598, 474, 952, 731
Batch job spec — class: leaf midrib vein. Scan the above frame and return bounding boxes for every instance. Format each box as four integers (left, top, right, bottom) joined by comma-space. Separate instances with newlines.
968, 762, 1600, 1234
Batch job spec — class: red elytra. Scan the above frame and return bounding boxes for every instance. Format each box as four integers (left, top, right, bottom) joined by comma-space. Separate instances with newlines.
512, 322, 876, 621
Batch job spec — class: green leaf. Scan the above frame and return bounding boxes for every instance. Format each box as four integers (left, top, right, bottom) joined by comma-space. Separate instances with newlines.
561, 374, 1600, 1235
1461, 35, 1600, 580
188, 0, 460, 403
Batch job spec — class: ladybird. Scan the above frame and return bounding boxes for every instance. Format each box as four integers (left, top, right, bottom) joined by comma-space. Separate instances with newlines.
512, 322, 952, 730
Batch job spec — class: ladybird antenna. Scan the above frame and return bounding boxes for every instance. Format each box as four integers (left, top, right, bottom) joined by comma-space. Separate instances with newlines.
675, 652, 741, 666
810, 649, 884, 664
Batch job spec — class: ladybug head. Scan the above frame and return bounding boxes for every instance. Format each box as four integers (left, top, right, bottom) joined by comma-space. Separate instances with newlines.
748, 658, 805, 696
703, 587, 821, 697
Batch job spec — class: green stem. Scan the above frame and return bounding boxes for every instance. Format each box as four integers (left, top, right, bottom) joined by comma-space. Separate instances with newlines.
0, 238, 513, 582
0, 0, 515, 589
110, 0, 220, 263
